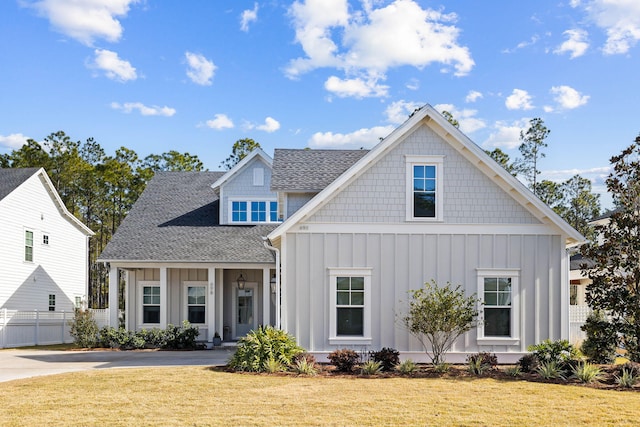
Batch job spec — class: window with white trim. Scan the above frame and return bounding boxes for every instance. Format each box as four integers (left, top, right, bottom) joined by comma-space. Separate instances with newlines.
25, 230, 34, 262
48, 294, 55, 311
186, 284, 206, 324
230, 200, 279, 223
329, 268, 371, 344
142, 285, 161, 324
477, 269, 520, 344
253, 167, 264, 186
42, 234, 49, 245
405, 155, 443, 221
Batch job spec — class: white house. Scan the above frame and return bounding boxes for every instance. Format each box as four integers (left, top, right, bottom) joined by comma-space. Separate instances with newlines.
0, 168, 94, 312
99, 105, 584, 362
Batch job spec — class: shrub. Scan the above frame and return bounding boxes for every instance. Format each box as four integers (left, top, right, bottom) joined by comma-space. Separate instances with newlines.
580, 310, 618, 364
528, 339, 578, 365
615, 365, 640, 388
263, 357, 285, 373
163, 321, 200, 350
228, 326, 303, 372
360, 360, 382, 376
68, 309, 99, 348
369, 347, 400, 372
505, 366, 522, 377
327, 349, 360, 373
517, 354, 539, 373
99, 327, 144, 350
396, 359, 417, 375
434, 362, 450, 373
571, 362, 604, 383
536, 361, 566, 380
466, 352, 498, 375
293, 358, 317, 376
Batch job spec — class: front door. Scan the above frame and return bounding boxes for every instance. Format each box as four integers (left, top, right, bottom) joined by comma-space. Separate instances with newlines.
235, 285, 256, 338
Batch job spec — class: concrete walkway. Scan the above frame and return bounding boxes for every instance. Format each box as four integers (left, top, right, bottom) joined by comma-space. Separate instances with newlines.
0, 348, 235, 383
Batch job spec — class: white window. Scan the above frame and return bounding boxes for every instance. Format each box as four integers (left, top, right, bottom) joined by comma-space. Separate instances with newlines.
48, 294, 55, 311
477, 269, 520, 345
329, 268, 372, 345
405, 155, 444, 221
141, 284, 161, 324
229, 199, 279, 223
25, 230, 34, 262
184, 282, 207, 324
253, 167, 264, 186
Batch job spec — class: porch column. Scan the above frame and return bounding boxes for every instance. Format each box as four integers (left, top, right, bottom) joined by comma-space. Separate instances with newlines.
216, 269, 224, 341
207, 267, 216, 342
160, 267, 168, 328
262, 268, 271, 327
108, 265, 119, 328
123, 270, 130, 330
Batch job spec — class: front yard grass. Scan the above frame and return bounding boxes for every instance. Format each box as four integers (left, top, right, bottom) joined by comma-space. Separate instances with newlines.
1, 366, 639, 426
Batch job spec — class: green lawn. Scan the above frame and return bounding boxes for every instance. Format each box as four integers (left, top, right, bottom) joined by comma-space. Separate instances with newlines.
0, 366, 638, 426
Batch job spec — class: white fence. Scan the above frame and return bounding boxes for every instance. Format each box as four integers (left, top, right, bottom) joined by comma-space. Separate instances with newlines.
569, 305, 591, 345
0, 308, 110, 349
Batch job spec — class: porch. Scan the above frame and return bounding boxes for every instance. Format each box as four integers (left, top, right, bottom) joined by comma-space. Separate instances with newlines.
107, 264, 278, 345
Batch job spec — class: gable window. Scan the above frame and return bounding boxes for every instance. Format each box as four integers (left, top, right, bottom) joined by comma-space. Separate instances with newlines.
25, 230, 34, 262
230, 199, 279, 223
186, 283, 206, 324
42, 234, 49, 245
142, 285, 161, 324
253, 168, 264, 186
329, 268, 372, 345
477, 269, 520, 345
405, 155, 443, 221
48, 294, 55, 311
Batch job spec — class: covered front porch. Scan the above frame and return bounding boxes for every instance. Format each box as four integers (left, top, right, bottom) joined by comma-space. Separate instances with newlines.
107, 263, 278, 345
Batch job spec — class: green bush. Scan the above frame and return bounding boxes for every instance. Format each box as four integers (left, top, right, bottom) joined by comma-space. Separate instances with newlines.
528, 339, 577, 364
98, 321, 200, 350
571, 362, 604, 383
163, 321, 200, 350
293, 358, 317, 376
228, 326, 303, 372
360, 360, 382, 375
517, 354, 539, 373
396, 359, 417, 375
369, 347, 400, 372
100, 327, 145, 350
580, 310, 618, 364
536, 361, 566, 380
466, 352, 498, 375
327, 349, 360, 373
615, 364, 640, 388
68, 309, 99, 348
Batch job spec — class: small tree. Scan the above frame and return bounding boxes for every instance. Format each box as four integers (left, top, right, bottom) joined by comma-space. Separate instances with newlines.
403, 280, 479, 366
68, 308, 99, 348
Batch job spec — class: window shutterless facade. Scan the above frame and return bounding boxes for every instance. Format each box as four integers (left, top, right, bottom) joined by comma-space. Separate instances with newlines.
25, 230, 34, 262
328, 268, 371, 345
186, 283, 206, 324
48, 294, 55, 311
230, 199, 279, 223
477, 269, 520, 345
142, 285, 161, 324
405, 155, 444, 221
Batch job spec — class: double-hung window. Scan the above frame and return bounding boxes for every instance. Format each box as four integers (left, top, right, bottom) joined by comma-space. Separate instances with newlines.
142, 285, 161, 324
329, 268, 372, 345
230, 200, 279, 224
477, 269, 520, 345
406, 155, 443, 221
186, 283, 206, 324
25, 230, 34, 262
48, 294, 55, 311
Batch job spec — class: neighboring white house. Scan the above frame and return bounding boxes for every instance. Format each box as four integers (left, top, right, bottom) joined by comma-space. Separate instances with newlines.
99, 105, 584, 362
0, 168, 94, 312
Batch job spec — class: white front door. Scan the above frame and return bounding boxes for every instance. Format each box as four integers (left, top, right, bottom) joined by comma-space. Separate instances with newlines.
235, 284, 257, 339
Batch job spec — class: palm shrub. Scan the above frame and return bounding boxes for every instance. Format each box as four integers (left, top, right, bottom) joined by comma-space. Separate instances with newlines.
369, 347, 400, 372
228, 326, 303, 372
528, 339, 578, 375
68, 309, 99, 348
327, 349, 360, 373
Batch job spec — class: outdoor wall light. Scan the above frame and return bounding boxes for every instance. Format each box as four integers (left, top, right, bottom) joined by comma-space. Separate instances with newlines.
236, 273, 246, 290
270, 274, 276, 294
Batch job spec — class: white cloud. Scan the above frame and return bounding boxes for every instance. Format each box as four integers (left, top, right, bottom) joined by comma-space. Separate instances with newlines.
549, 85, 590, 110
0, 133, 29, 149
206, 114, 234, 130
433, 103, 486, 134
110, 102, 176, 117
309, 125, 394, 148
465, 90, 483, 103
89, 49, 137, 82
286, 0, 473, 98
405, 78, 420, 91
505, 89, 534, 110
185, 52, 216, 86
482, 119, 530, 150
502, 35, 540, 53
324, 75, 389, 98
385, 100, 423, 124
554, 29, 589, 58
26, 0, 139, 46
574, 0, 640, 54
257, 117, 281, 133
240, 3, 259, 32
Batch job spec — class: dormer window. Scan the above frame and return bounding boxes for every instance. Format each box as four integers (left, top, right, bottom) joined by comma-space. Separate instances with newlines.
230, 199, 278, 223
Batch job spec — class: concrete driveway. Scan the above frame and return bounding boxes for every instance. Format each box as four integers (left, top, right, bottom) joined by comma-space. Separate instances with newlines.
0, 348, 234, 383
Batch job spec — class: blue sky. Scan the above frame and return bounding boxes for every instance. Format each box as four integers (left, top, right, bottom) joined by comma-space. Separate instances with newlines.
2, 1, 640, 208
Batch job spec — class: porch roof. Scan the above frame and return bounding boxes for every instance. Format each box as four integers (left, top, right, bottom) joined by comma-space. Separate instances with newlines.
98, 171, 277, 263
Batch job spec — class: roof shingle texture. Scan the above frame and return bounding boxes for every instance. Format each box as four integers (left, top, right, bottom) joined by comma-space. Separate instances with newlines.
271, 149, 369, 192
0, 168, 39, 201
99, 171, 277, 263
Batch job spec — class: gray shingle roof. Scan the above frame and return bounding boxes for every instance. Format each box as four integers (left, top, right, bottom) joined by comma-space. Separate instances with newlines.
271, 149, 369, 192
0, 168, 39, 201
99, 171, 277, 263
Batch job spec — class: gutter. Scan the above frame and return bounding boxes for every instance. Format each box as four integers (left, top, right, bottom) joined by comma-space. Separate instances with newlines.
262, 237, 281, 329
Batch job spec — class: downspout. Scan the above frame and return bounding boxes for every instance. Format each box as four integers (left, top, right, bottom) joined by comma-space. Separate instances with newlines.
262, 237, 281, 329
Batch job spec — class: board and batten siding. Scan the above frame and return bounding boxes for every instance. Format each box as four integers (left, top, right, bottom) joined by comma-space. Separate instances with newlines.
282, 230, 564, 359
0, 173, 89, 312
